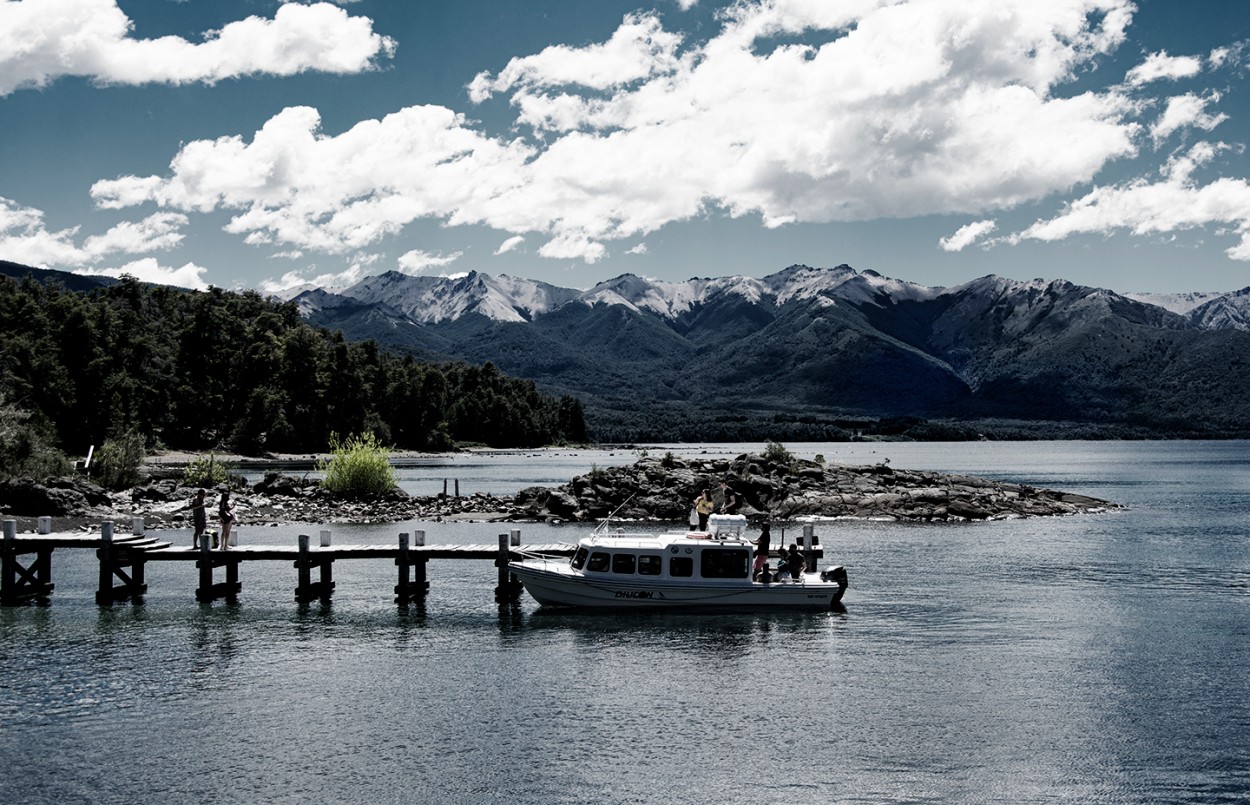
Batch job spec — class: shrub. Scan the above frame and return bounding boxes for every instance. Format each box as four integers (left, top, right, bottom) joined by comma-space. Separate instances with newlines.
318, 432, 396, 497
762, 439, 794, 466
183, 453, 231, 488
0, 396, 71, 481
92, 430, 145, 490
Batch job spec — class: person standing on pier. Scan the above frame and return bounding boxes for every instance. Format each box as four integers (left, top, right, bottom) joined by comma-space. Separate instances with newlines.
218, 488, 237, 549
190, 489, 208, 549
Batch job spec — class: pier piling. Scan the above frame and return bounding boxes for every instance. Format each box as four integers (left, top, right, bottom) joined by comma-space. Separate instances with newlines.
294, 534, 335, 602
394, 531, 430, 602
95, 521, 149, 605
3, 519, 55, 605
494, 529, 524, 603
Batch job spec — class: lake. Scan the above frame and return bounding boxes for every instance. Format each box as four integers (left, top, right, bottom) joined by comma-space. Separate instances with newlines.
2, 441, 1248, 803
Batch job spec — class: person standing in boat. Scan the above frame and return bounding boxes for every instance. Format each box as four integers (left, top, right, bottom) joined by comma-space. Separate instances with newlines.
717, 481, 739, 514
750, 523, 771, 580
693, 489, 715, 530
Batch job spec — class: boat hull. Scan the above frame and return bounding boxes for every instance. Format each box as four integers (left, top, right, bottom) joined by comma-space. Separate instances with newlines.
509, 562, 845, 609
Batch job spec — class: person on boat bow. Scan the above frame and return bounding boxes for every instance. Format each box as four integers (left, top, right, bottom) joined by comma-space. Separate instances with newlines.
693, 489, 715, 530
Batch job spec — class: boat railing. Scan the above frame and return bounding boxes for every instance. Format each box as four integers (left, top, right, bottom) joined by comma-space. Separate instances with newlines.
511, 549, 568, 570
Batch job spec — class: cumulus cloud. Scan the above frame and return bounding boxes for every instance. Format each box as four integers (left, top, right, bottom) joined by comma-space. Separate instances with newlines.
396, 248, 463, 274
1007, 143, 1250, 260
75, 258, 209, 290
0, 0, 395, 96
92, 0, 1247, 266
1125, 50, 1203, 86
0, 196, 186, 267
1150, 93, 1227, 142
939, 220, 997, 252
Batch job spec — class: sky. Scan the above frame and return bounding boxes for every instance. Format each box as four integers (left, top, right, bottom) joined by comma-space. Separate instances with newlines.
2, 0, 1249, 296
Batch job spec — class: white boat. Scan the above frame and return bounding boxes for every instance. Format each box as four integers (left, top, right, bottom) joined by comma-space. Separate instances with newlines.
509, 514, 848, 609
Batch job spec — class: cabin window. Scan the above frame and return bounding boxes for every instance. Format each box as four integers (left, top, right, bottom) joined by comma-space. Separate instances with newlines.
638, 555, 662, 576
700, 548, 750, 579
587, 552, 610, 572
611, 554, 636, 574
571, 547, 589, 570
669, 556, 693, 577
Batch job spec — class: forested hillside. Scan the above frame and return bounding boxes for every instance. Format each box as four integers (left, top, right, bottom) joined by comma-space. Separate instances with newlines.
0, 273, 587, 456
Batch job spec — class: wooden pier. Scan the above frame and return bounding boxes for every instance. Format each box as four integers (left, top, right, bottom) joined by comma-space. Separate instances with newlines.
2, 518, 573, 607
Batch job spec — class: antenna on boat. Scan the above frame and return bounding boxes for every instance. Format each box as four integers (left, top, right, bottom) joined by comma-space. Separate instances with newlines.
593, 494, 636, 535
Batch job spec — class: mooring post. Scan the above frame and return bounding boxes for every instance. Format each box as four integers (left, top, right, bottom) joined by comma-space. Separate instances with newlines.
442, 479, 447, 498
454, 479, 460, 498
1, 520, 16, 604
494, 530, 523, 602
195, 530, 213, 602
395, 531, 430, 603
132, 517, 144, 537
802, 524, 816, 573
295, 534, 334, 602
296, 534, 311, 599
320, 530, 331, 547
414, 529, 427, 596
37, 517, 51, 535
95, 521, 114, 606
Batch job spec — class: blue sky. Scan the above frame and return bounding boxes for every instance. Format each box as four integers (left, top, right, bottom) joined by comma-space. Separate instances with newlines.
2, 0, 1249, 295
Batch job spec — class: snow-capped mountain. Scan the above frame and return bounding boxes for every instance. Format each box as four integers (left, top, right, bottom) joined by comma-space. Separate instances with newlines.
291, 263, 1250, 436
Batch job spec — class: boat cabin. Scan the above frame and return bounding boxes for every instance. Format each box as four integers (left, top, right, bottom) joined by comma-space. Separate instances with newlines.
571, 515, 757, 583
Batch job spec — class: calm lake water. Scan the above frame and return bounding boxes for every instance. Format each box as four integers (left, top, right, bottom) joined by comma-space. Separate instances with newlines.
2, 441, 1248, 804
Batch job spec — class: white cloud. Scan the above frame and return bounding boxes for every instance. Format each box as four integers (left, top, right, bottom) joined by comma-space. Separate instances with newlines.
494, 235, 525, 255
0, 0, 395, 96
98, 0, 1243, 268
0, 196, 186, 267
939, 220, 997, 252
396, 248, 463, 274
467, 13, 683, 104
1125, 50, 1203, 87
1150, 93, 1227, 142
627, 242, 648, 255
74, 257, 209, 289
1007, 143, 1250, 260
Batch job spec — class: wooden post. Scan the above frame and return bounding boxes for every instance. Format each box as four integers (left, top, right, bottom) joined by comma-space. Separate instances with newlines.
37, 517, 51, 535
296, 534, 311, 599
295, 534, 334, 602
195, 530, 214, 602
320, 530, 332, 547
454, 479, 460, 498
442, 479, 447, 497
494, 531, 523, 602
3, 520, 57, 606
2, 520, 17, 605
802, 524, 816, 573
413, 529, 427, 596
132, 517, 145, 536
95, 521, 114, 606
394, 531, 430, 603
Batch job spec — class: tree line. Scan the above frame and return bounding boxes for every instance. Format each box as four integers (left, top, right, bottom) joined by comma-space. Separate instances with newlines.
0, 274, 587, 458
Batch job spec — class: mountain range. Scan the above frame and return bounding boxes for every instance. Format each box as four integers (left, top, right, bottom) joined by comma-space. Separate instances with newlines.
288, 264, 1250, 438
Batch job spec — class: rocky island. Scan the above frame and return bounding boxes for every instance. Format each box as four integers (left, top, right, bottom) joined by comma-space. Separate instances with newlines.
0, 451, 1118, 532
